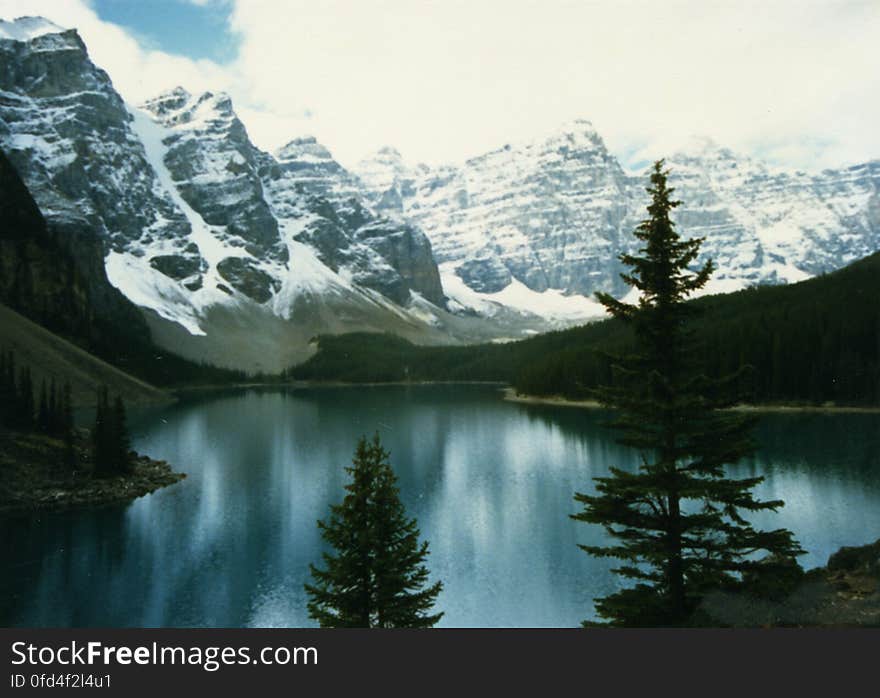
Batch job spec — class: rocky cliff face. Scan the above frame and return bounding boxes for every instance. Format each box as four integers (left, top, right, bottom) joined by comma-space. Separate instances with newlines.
0, 19, 191, 258
656, 140, 880, 287
357, 121, 632, 304
0, 18, 457, 370
0, 147, 151, 353
261, 134, 445, 306
356, 126, 880, 308
142, 87, 285, 263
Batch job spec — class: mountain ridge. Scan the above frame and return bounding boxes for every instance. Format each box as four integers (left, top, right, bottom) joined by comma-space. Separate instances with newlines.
1, 16, 878, 372
2, 19, 569, 371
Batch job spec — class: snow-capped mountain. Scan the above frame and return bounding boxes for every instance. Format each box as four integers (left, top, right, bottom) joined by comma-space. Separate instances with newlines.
661, 138, 880, 287
2, 17, 559, 371
2, 16, 878, 372
356, 126, 880, 304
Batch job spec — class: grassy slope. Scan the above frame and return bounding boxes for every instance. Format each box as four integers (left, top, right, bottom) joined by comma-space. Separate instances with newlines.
0, 302, 171, 408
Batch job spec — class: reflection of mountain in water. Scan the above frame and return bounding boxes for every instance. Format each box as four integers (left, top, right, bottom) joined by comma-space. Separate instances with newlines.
1, 387, 878, 626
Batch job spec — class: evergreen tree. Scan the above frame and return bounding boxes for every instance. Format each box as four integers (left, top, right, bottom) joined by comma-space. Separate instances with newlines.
37, 379, 50, 432
48, 378, 58, 434
112, 396, 132, 473
572, 160, 803, 626
91, 388, 134, 476
61, 382, 76, 471
305, 434, 443, 627
92, 386, 111, 476
0, 349, 15, 427
17, 366, 34, 430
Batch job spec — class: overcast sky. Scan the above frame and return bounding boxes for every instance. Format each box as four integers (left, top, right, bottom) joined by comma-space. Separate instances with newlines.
1, 0, 878, 171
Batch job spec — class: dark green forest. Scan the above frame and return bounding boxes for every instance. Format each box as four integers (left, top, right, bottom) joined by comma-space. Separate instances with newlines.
290, 250, 880, 406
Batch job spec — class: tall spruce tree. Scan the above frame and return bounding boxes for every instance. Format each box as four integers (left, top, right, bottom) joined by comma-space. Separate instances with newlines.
92, 386, 112, 476
61, 382, 76, 471
18, 366, 34, 430
0, 349, 15, 427
92, 389, 134, 476
48, 378, 58, 434
572, 160, 803, 626
305, 434, 443, 627
112, 396, 133, 473
37, 380, 50, 432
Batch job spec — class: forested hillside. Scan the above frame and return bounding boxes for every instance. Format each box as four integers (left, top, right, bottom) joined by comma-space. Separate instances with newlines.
290, 250, 880, 406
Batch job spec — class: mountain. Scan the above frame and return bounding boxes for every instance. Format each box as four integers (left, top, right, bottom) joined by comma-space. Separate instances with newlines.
1, 17, 561, 372
2, 16, 878, 374
662, 138, 880, 286
355, 127, 880, 307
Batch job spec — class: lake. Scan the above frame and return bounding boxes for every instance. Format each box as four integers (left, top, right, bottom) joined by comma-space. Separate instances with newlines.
2, 385, 879, 627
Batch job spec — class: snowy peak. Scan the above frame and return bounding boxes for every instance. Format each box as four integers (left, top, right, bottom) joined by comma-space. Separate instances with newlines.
670, 135, 753, 172
275, 135, 336, 164
0, 16, 67, 42
358, 145, 409, 171
376, 145, 403, 159
541, 117, 605, 149
354, 146, 430, 217
356, 145, 406, 179
139, 86, 285, 264
262, 136, 446, 307
140, 86, 193, 117
142, 88, 240, 132
0, 16, 86, 58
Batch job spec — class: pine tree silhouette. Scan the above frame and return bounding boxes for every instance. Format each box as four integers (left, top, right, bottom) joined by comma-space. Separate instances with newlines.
573, 161, 803, 626
305, 434, 443, 627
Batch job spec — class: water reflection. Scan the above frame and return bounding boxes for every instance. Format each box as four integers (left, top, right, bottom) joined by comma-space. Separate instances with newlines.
1, 386, 878, 627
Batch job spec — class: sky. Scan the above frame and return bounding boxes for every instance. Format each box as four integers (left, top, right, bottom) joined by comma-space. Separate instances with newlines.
0, 0, 878, 171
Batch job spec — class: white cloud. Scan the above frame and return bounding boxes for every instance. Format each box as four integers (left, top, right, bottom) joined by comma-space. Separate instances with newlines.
0, 0, 232, 102
1, 0, 878, 171
227, 0, 880, 170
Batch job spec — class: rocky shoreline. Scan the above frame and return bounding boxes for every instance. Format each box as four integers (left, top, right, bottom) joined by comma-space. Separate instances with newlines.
0, 429, 185, 516
502, 387, 880, 413
697, 540, 880, 627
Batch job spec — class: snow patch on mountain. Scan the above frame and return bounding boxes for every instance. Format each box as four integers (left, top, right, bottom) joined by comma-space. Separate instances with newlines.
441, 264, 606, 322
0, 16, 66, 42
129, 107, 228, 267
270, 239, 353, 320
104, 252, 207, 336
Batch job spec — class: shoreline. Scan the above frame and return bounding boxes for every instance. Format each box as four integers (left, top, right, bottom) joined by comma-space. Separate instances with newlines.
171, 379, 508, 396
502, 387, 880, 413
168, 381, 879, 413
0, 430, 186, 516
0, 455, 186, 516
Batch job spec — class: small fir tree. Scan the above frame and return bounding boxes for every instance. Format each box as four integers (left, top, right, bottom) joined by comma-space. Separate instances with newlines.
572, 160, 803, 626
305, 434, 443, 627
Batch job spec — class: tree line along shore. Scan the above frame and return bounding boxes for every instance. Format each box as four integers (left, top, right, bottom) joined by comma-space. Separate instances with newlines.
0, 347, 184, 515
